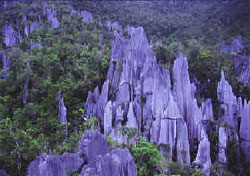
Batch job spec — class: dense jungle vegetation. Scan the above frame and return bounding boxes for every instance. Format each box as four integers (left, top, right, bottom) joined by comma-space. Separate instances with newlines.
0, 1, 250, 175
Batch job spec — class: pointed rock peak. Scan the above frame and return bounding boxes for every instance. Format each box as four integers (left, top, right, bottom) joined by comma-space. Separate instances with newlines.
94, 86, 100, 98
177, 42, 183, 57
164, 92, 182, 119
129, 27, 149, 50
221, 70, 225, 81
217, 70, 236, 103
173, 49, 189, 72
58, 89, 67, 124
80, 11, 93, 22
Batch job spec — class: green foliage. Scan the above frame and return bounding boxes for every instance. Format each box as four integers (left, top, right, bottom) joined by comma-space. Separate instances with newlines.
166, 162, 192, 176
115, 126, 139, 147
106, 136, 120, 150
1, 1, 250, 175
83, 117, 99, 131
131, 138, 162, 176
210, 163, 232, 176
191, 169, 206, 176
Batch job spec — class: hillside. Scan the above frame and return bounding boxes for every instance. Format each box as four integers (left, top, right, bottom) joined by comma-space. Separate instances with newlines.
0, 1, 250, 176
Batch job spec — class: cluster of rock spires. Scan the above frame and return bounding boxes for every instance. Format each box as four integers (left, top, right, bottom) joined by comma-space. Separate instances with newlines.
85, 26, 214, 174
27, 130, 137, 176
217, 70, 250, 162
2, 2, 250, 175
85, 26, 250, 175
220, 36, 250, 84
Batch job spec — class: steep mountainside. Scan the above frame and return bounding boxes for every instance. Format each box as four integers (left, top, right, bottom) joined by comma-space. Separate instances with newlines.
1, 1, 250, 176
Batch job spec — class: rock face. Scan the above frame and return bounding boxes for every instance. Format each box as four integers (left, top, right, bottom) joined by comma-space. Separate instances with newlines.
27, 130, 137, 176
0, 170, 9, 176
220, 36, 243, 54
217, 70, 250, 162
173, 51, 203, 142
106, 21, 122, 32
23, 60, 30, 106
3, 24, 22, 47
80, 11, 93, 22
218, 127, 227, 163
46, 7, 60, 28
240, 101, 250, 161
84, 27, 219, 164
80, 148, 137, 176
27, 153, 83, 176
58, 89, 67, 133
24, 22, 40, 37
239, 56, 250, 84
220, 36, 250, 84
0, 50, 11, 78
201, 98, 214, 120
78, 130, 137, 176
78, 130, 110, 167
193, 126, 212, 176
217, 71, 239, 129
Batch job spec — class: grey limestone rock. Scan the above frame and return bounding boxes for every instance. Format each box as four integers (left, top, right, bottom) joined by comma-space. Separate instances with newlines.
79, 131, 137, 176
193, 126, 212, 176
3, 24, 22, 47
80, 11, 93, 22
46, 8, 60, 28
173, 50, 203, 142
239, 56, 250, 84
0, 50, 11, 79
0, 170, 9, 176
240, 101, 250, 161
23, 60, 30, 106
58, 89, 67, 128
177, 119, 190, 164
126, 102, 137, 128
220, 36, 243, 54
80, 148, 137, 176
201, 98, 214, 120
27, 152, 83, 176
217, 71, 238, 129
78, 130, 110, 166
218, 127, 227, 163
104, 101, 113, 135
30, 41, 42, 50
24, 22, 39, 37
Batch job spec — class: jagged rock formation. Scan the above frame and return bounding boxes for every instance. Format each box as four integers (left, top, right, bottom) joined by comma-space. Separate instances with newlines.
0, 50, 11, 78
24, 22, 39, 37
27, 153, 83, 176
0, 170, 9, 176
193, 126, 212, 176
3, 24, 22, 47
78, 130, 137, 176
58, 89, 67, 126
30, 41, 42, 50
220, 36, 243, 54
173, 51, 203, 142
23, 60, 30, 106
201, 98, 214, 120
239, 56, 250, 84
42, 2, 60, 29
240, 101, 250, 161
217, 71, 250, 162
218, 127, 227, 163
27, 130, 137, 176
220, 36, 250, 84
85, 27, 217, 165
80, 11, 93, 22
106, 21, 122, 32
217, 71, 239, 130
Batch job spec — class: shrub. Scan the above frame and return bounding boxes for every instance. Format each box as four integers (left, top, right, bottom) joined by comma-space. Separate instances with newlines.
130, 138, 162, 176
